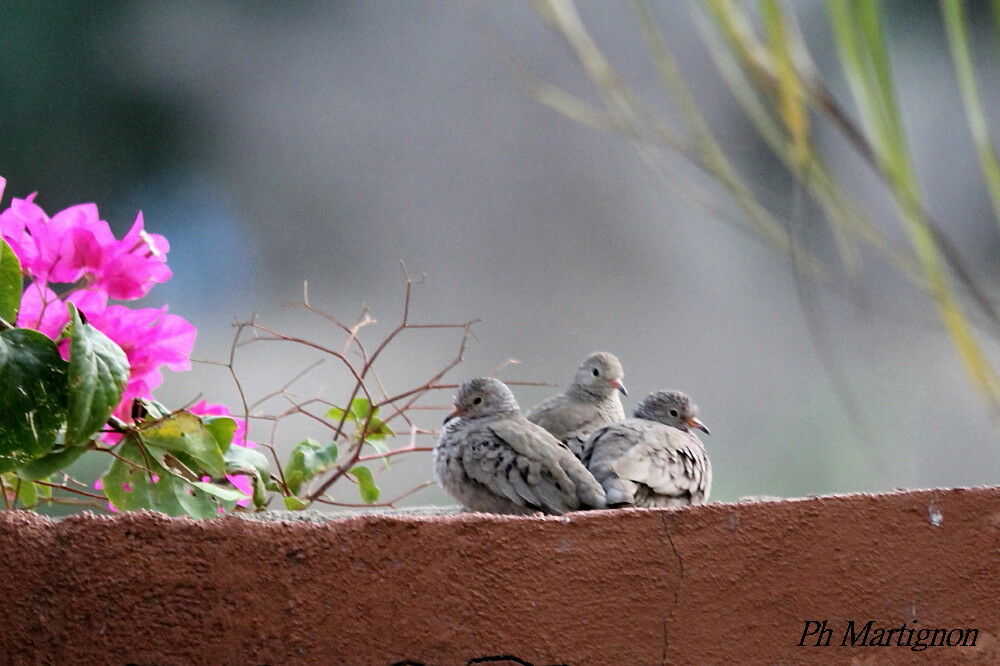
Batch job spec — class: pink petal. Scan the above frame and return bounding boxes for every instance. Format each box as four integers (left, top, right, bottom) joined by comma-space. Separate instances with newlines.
95, 211, 172, 300
226, 473, 254, 507
16, 283, 69, 339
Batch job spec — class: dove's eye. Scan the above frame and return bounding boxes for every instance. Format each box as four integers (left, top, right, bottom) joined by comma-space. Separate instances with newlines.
669, 409, 679, 418
592, 368, 600, 376
473, 397, 482, 405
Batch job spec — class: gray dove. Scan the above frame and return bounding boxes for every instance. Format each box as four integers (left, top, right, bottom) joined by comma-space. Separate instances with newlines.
586, 390, 711, 508
435, 377, 607, 515
525, 352, 627, 461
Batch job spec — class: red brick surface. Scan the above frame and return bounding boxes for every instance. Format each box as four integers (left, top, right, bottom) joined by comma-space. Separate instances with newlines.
0, 487, 998, 665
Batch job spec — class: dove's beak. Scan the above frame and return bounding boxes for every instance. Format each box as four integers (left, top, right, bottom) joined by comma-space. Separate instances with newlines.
443, 405, 465, 425
610, 378, 628, 396
687, 416, 710, 435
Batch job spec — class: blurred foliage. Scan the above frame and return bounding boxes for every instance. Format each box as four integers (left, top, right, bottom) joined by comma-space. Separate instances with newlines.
0, 2, 185, 219
525, 0, 1000, 423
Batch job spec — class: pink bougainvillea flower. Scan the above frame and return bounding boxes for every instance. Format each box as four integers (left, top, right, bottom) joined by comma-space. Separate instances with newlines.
226, 474, 254, 508
0, 198, 111, 284
66, 286, 110, 317
16, 283, 111, 348
0, 195, 60, 281
92, 212, 172, 300
86, 305, 196, 419
51, 203, 116, 281
16, 283, 69, 339
0, 195, 170, 300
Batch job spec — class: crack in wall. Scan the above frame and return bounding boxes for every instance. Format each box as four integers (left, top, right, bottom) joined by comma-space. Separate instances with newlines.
659, 512, 684, 606
659, 512, 685, 666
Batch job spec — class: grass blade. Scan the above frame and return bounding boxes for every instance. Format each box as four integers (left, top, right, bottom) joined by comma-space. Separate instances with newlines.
941, 0, 1000, 231
828, 0, 1000, 413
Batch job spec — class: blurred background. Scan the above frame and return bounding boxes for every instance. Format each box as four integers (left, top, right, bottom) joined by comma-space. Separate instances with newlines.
4, 0, 998, 509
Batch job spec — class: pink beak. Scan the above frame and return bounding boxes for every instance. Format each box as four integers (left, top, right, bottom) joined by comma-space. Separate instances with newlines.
609, 378, 628, 396
687, 416, 710, 435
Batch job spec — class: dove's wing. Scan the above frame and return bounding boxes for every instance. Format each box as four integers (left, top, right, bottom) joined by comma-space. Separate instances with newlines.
586, 420, 646, 506
527, 394, 624, 460
459, 416, 606, 514
610, 423, 711, 506
525, 394, 575, 438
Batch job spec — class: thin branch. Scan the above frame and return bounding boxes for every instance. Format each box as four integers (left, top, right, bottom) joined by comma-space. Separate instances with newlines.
357, 446, 433, 463
33, 480, 106, 501
315, 480, 436, 509
39, 497, 109, 510
248, 359, 327, 411
90, 445, 157, 475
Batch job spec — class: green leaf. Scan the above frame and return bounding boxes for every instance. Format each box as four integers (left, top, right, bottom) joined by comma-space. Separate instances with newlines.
326, 405, 354, 423
223, 444, 272, 509
250, 477, 268, 508
224, 444, 271, 480
0, 329, 68, 472
0, 240, 21, 323
34, 480, 51, 500
363, 416, 394, 441
101, 437, 182, 515
283, 495, 307, 511
350, 397, 378, 421
365, 439, 389, 456
14, 478, 38, 509
64, 305, 129, 445
138, 411, 226, 477
349, 465, 379, 504
365, 438, 392, 471
16, 445, 87, 481
284, 438, 338, 496
203, 416, 237, 454
190, 480, 249, 502
172, 478, 225, 519
101, 436, 222, 518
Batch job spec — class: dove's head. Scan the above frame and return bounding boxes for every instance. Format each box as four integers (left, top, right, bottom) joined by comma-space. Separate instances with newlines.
445, 377, 520, 422
633, 390, 709, 434
571, 351, 627, 399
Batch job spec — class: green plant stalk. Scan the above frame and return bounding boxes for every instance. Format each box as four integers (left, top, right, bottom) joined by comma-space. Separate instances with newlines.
688, 1, 933, 280
526, 0, 831, 278
941, 0, 1000, 231
627, 0, 809, 265
828, 0, 1000, 410
760, 0, 809, 170
992, 0, 1000, 46
698, 0, 879, 276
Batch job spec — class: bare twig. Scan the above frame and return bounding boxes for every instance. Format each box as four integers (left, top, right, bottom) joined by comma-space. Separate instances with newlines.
39, 497, 109, 510
218, 267, 496, 510
357, 446, 433, 463
33, 480, 106, 501
249, 359, 327, 411
315, 480, 436, 509
90, 444, 158, 475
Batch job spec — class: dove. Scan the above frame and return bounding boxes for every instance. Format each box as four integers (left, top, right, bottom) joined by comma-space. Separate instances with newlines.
585, 390, 711, 508
525, 352, 627, 461
434, 377, 607, 515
